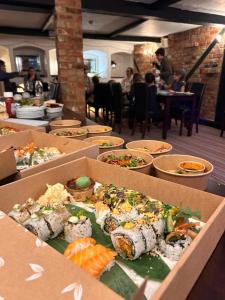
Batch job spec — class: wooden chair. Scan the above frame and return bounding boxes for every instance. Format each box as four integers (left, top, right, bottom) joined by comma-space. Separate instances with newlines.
108, 82, 124, 133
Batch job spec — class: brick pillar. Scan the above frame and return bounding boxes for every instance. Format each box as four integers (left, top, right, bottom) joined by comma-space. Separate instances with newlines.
55, 0, 85, 120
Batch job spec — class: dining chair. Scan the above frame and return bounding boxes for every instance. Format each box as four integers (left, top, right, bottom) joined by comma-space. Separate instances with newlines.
131, 82, 148, 138
87, 83, 112, 122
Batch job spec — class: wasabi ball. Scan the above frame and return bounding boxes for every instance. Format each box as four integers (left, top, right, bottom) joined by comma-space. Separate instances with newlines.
75, 176, 91, 189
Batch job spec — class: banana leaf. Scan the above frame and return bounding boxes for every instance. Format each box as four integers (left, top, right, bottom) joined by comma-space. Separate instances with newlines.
66, 204, 170, 281
47, 238, 144, 300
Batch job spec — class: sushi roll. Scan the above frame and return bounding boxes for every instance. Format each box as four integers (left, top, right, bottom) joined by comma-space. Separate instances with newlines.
24, 213, 51, 241
111, 222, 145, 260
43, 207, 70, 239
8, 199, 41, 224
95, 202, 110, 227
102, 211, 127, 235
64, 215, 92, 243
158, 235, 192, 261
152, 218, 166, 236
64, 237, 96, 258
139, 223, 156, 253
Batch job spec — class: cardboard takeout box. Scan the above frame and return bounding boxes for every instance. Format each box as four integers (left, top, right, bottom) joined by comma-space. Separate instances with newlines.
0, 157, 224, 299
0, 119, 45, 133
0, 130, 99, 179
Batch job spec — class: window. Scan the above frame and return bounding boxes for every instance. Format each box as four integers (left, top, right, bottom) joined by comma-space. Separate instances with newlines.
15, 55, 41, 72
84, 58, 97, 74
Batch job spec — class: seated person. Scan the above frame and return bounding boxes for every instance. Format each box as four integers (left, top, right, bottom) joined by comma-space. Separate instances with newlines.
86, 75, 99, 105
24, 67, 41, 95
145, 72, 162, 120
169, 70, 186, 92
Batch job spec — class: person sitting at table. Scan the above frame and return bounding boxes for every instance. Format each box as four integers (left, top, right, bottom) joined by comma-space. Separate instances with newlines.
121, 67, 133, 94
0, 59, 19, 92
24, 67, 41, 95
169, 70, 186, 92
155, 48, 173, 84
145, 72, 162, 121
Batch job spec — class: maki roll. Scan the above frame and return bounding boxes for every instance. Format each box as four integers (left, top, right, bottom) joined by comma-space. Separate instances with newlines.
24, 213, 51, 241
24, 206, 70, 241
95, 202, 110, 227
102, 211, 127, 235
158, 234, 192, 261
111, 222, 145, 260
64, 215, 92, 243
138, 222, 156, 253
9, 199, 41, 224
143, 212, 165, 236
43, 207, 69, 239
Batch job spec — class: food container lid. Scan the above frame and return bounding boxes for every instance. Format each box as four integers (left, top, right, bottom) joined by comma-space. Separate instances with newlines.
4, 92, 13, 98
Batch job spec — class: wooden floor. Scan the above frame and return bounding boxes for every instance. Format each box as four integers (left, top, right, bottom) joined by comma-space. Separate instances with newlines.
111, 122, 225, 185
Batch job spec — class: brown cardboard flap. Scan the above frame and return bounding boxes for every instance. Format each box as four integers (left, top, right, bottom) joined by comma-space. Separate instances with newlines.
0, 214, 122, 300
0, 148, 17, 180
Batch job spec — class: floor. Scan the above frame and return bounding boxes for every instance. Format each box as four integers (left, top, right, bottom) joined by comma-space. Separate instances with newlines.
89, 113, 225, 185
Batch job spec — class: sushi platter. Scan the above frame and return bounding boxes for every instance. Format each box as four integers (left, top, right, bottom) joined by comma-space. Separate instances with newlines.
1, 157, 224, 300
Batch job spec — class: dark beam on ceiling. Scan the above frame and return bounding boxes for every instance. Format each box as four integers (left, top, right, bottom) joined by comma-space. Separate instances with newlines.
0, 0, 53, 13
150, 0, 181, 9
109, 19, 146, 38
82, 0, 225, 25
0, 26, 49, 36
84, 33, 161, 43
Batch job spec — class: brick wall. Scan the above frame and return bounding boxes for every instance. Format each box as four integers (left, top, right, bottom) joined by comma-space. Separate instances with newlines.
134, 43, 159, 74
55, 0, 85, 120
134, 26, 225, 121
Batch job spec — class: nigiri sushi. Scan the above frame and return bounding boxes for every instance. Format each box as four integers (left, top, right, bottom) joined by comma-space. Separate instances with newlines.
82, 247, 117, 278
64, 237, 96, 258
70, 244, 107, 267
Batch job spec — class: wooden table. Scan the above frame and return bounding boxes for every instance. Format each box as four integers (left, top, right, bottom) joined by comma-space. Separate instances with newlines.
158, 94, 196, 139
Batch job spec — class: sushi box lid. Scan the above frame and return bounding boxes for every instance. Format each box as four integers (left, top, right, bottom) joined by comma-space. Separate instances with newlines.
0, 213, 122, 300
0, 157, 225, 299
0, 147, 17, 180
0, 119, 45, 134
0, 130, 99, 180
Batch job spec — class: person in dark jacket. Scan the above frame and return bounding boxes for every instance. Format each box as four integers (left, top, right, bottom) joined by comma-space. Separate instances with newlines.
145, 72, 162, 121
0, 60, 19, 92
155, 48, 173, 84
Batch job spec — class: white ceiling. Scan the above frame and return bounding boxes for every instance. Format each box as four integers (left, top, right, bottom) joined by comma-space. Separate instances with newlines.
122, 19, 200, 37
82, 13, 137, 34
0, 9, 48, 29
171, 0, 225, 16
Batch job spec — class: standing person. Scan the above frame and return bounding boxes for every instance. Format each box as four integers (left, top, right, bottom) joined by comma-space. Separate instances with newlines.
0, 60, 19, 92
155, 48, 173, 84
145, 72, 162, 120
121, 67, 134, 94
24, 67, 41, 95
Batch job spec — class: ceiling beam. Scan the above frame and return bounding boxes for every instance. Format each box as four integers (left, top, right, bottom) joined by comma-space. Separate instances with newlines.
0, 0, 53, 13
109, 19, 146, 38
0, 26, 49, 36
84, 33, 161, 43
82, 0, 225, 25
150, 0, 181, 9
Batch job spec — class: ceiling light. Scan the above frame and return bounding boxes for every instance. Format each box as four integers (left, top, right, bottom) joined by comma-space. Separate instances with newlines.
216, 34, 222, 42
111, 61, 117, 68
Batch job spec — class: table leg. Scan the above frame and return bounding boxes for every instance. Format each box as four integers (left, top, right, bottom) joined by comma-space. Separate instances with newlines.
187, 96, 196, 136
162, 98, 171, 139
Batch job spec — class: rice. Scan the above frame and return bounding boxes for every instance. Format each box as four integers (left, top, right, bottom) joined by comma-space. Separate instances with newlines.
158, 236, 192, 261
64, 217, 92, 243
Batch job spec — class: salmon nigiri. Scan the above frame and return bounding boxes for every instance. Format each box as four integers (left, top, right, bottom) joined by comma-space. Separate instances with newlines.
70, 244, 107, 267
64, 237, 96, 258
82, 248, 117, 278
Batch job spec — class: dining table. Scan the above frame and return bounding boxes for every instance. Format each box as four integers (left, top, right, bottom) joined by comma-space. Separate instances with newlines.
157, 92, 196, 139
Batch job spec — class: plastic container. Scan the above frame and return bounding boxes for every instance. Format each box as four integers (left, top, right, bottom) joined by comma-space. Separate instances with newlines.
4, 92, 14, 117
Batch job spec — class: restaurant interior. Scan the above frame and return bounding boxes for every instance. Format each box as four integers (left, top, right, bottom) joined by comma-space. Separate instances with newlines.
0, 1, 225, 300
